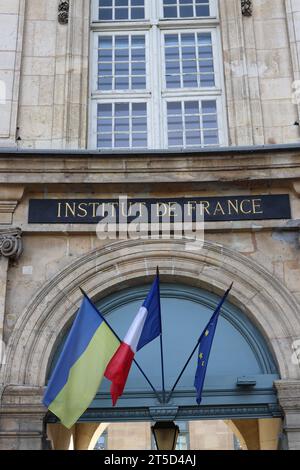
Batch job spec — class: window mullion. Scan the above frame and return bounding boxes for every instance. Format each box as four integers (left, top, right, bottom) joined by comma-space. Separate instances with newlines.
182, 102, 187, 149
91, 0, 226, 150
129, 103, 133, 149
200, 102, 204, 147
150, 24, 162, 149
179, 33, 183, 89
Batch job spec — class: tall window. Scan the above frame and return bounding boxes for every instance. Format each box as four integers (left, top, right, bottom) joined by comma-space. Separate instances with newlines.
90, 0, 227, 150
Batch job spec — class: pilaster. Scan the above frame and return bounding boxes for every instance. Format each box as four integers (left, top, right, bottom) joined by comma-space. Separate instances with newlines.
275, 380, 300, 450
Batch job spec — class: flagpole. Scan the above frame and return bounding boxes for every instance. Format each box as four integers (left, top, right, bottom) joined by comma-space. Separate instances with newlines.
79, 288, 163, 404
166, 283, 233, 403
157, 267, 166, 404
166, 331, 203, 403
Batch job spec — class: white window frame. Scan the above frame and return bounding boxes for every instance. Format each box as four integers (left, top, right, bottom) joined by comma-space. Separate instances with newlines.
160, 28, 221, 93
162, 95, 225, 149
159, 0, 218, 21
92, 99, 152, 150
92, 30, 151, 94
89, 0, 227, 150
91, 0, 151, 24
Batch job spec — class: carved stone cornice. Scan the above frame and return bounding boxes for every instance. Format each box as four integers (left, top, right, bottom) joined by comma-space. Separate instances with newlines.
51, 403, 281, 423
241, 0, 252, 16
274, 380, 300, 412
0, 227, 23, 261
0, 185, 24, 225
58, 1, 69, 25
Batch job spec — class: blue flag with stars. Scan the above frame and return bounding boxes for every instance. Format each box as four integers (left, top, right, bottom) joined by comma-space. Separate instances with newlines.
194, 284, 232, 405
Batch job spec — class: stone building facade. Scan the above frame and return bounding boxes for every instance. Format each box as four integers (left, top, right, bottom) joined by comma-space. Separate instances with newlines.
1, 0, 300, 450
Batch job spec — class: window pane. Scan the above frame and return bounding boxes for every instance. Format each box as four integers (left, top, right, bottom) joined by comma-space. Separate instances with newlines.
185, 115, 200, 129
115, 103, 129, 116
203, 130, 219, 145
163, 0, 210, 18
97, 102, 148, 150
98, 119, 112, 132
167, 100, 219, 148
115, 118, 129, 132
132, 8, 145, 19
132, 118, 147, 131
115, 134, 130, 147
99, 8, 113, 20
115, 8, 129, 20
167, 102, 182, 114
196, 4, 210, 16
98, 0, 145, 20
168, 132, 183, 147
202, 100, 217, 113
186, 131, 201, 146
98, 103, 112, 116
132, 133, 147, 147
131, 77, 146, 88
164, 6, 177, 17
98, 135, 112, 148
131, 35, 145, 47
98, 77, 113, 90
132, 103, 147, 115
115, 36, 129, 48
179, 5, 193, 17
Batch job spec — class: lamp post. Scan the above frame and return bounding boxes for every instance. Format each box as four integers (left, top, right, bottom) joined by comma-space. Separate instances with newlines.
151, 421, 180, 451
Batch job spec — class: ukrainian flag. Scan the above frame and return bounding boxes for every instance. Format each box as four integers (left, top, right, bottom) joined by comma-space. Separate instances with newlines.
43, 295, 119, 428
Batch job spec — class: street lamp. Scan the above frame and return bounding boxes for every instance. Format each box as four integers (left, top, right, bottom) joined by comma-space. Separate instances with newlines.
151, 421, 180, 451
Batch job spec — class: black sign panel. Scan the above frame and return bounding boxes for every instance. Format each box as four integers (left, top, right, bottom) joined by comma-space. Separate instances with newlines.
28, 195, 291, 224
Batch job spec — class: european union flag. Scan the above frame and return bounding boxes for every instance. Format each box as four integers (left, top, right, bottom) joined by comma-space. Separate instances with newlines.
194, 284, 232, 404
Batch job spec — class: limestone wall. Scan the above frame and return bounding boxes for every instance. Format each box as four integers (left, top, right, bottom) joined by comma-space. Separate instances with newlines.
0, 0, 299, 149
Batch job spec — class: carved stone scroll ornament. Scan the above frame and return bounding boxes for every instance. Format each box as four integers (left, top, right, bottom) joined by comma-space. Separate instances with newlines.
58, 1, 70, 25
0, 228, 23, 260
241, 0, 253, 16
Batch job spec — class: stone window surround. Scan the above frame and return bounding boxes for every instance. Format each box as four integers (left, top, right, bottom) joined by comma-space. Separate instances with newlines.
1, 0, 299, 149
89, 0, 227, 150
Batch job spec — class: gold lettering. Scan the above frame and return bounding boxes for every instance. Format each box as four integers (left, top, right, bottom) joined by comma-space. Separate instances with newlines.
213, 202, 225, 216
77, 202, 88, 218
240, 199, 252, 215
57, 202, 62, 218
65, 202, 76, 218
88, 202, 100, 218
228, 199, 239, 215
120, 202, 128, 217
187, 201, 197, 216
111, 202, 119, 217
201, 201, 211, 216
157, 203, 168, 217
252, 198, 263, 214
128, 202, 136, 217
168, 203, 177, 216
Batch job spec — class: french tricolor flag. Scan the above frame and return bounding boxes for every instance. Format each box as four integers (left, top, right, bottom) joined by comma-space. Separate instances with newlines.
104, 271, 161, 406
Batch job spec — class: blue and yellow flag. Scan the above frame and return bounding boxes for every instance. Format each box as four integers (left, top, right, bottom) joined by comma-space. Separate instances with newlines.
43, 295, 119, 428
194, 284, 232, 404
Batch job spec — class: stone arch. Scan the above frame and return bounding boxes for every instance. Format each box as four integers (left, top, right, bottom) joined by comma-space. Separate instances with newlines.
3, 239, 300, 387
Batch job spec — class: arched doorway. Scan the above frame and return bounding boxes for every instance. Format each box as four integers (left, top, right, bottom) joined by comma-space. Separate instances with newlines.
5, 238, 299, 449
47, 282, 282, 449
